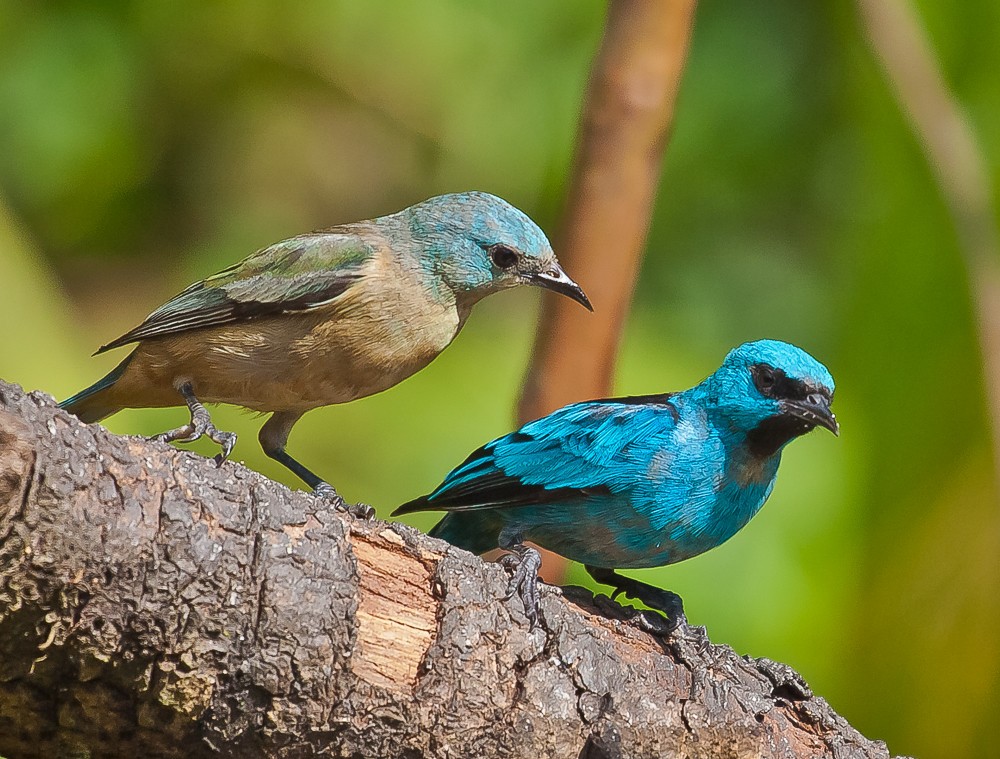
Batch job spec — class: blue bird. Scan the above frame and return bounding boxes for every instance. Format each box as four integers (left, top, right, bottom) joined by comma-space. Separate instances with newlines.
394, 339, 838, 630
61, 192, 590, 512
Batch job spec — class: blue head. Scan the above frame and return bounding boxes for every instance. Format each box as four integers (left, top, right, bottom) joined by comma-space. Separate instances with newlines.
394, 192, 591, 309
698, 339, 838, 456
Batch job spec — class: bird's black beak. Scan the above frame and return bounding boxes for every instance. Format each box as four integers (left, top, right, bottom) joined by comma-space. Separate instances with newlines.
781, 393, 839, 436
530, 265, 593, 311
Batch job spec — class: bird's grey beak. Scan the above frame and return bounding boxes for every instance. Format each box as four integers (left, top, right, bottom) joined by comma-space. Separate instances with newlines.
781, 394, 839, 436
530, 265, 593, 311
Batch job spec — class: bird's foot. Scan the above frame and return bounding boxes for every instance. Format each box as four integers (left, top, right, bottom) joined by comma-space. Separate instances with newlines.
499, 544, 543, 629
154, 425, 197, 445
208, 427, 238, 466
313, 482, 375, 520
344, 501, 376, 520
633, 607, 686, 637
609, 582, 686, 635
586, 566, 686, 636
153, 387, 237, 466
583, 590, 682, 636
153, 383, 237, 465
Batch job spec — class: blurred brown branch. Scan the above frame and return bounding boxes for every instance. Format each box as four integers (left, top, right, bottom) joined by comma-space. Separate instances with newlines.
858, 0, 1000, 497
517, 0, 697, 582
518, 0, 697, 423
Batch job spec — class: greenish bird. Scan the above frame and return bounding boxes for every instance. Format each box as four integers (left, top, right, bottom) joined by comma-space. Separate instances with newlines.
61, 192, 591, 511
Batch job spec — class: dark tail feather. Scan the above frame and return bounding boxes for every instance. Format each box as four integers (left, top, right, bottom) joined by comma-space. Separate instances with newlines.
427, 512, 501, 556
391, 495, 431, 517
60, 350, 135, 423
395, 497, 502, 555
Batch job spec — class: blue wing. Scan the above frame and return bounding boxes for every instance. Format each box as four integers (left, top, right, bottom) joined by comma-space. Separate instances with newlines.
394, 394, 679, 514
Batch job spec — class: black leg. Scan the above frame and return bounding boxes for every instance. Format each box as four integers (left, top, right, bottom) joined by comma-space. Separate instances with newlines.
497, 541, 543, 629
154, 382, 237, 465
585, 565, 686, 635
258, 412, 374, 519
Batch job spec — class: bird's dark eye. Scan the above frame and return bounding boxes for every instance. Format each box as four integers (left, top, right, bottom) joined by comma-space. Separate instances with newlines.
489, 244, 519, 270
753, 365, 779, 395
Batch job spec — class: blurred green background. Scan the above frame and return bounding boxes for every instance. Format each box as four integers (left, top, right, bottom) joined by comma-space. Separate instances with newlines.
1, 2, 998, 757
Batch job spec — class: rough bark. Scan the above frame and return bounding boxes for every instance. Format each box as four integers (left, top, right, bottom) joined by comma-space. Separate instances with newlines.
0, 380, 897, 759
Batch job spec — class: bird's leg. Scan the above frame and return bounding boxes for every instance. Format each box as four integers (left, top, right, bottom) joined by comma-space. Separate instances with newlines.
258, 412, 374, 520
154, 382, 237, 466
497, 535, 543, 629
585, 565, 687, 636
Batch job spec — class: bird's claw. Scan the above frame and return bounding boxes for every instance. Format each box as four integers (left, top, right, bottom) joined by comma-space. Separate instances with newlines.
313, 483, 375, 520
636, 608, 686, 636
618, 585, 686, 636
154, 426, 196, 445
153, 384, 237, 465
211, 430, 238, 466
345, 502, 376, 520
499, 545, 543, 629
585, 566, 686, 638
313, 481, 342, 502
587, 592, 684, 636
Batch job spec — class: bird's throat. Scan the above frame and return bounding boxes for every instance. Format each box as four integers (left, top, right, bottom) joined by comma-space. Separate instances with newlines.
745, 414, 814, 458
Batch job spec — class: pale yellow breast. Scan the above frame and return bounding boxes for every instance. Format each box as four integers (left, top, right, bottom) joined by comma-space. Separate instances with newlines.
291, 254, 463, 403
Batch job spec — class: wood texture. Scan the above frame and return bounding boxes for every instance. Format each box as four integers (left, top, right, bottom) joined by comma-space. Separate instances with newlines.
0, 380, 898, 758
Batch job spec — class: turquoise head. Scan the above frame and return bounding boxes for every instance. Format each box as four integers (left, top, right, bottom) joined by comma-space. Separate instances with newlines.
699, 339, 838, 455
395, 192, 591, 309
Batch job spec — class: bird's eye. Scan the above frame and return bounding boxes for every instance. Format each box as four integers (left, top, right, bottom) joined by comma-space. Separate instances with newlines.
754, 366, 778, 394
489, 244, 519, 270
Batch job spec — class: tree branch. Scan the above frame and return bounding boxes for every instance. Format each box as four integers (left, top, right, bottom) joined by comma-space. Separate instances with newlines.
0, 380, 897, 758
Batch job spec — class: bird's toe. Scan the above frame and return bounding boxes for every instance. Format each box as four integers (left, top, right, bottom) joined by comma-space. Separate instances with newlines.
314, 483, 374, 520
153, 424, 198, 445
346, 502, 376, 520
499, 545, 543, 628
636, 609, 684, 637
210, 429, 238, 466
313, 482, 342, 501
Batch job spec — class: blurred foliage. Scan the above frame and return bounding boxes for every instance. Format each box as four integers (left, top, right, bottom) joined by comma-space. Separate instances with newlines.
1, 2, 998, 757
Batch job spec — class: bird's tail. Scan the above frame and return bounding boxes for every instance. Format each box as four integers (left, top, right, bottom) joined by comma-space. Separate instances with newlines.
427, 512, 501, 556
60, 350, 135, 423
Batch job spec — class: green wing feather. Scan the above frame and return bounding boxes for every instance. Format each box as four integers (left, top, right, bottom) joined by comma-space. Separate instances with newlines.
97, 231, 375, 353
